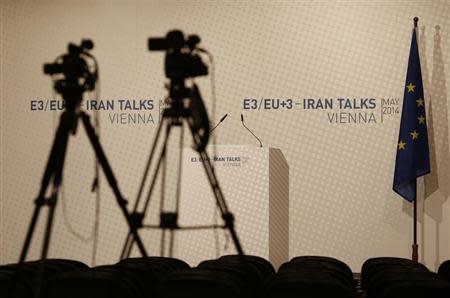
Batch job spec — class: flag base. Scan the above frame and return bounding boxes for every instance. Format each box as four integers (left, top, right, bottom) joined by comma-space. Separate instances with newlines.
412, 243, 418, 262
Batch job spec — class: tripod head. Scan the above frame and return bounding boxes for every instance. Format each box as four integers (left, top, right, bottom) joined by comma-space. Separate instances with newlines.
149, 30, 210, 151
44, 39, 98, 109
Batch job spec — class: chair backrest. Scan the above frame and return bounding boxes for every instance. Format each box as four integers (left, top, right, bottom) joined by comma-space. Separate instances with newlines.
48, 265, 142, 298
158, 268, 246, 298
361, 257, 429, 289
438, 260, 450, 282
0, 259, 89, 298
219, 254, 276, 277
369, 271, 450, 298
262, 270, 355, 298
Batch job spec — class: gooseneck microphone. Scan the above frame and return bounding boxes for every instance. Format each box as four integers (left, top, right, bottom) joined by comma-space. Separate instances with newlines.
209, 114, 228, 135
240, 114, 263, 148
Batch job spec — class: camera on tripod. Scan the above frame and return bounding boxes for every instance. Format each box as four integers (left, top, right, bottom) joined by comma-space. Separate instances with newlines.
148, 30, 208, 80
43, 39, 97, 97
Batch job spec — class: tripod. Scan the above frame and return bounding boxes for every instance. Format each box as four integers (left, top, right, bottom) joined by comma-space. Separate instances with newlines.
120, 80, 244, 259
19, 87, 148, 264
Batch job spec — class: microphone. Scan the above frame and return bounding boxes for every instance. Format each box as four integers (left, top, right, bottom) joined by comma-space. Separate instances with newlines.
209, 114, 228, 135
240, 114, 263, 148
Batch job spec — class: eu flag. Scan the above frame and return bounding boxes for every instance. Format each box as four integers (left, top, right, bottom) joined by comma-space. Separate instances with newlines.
393, 26, 430, 202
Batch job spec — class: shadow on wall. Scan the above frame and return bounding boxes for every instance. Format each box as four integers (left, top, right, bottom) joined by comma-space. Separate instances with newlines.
417, 26, 433, 262
422, 26, 439, 198
425, 25, 450, 269
401, 25, 450, 268
426, 25, 450, 268
424, 25, 450, 212
416, 25, 432, 266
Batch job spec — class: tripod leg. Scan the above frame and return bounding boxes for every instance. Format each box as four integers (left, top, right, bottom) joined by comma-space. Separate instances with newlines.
120, 118, 167, 259
120, 233, 133, 260
80, 112, 148, 257
185, 114, 244, 255
160, 139, 167, 214
133, 114, 165, 212
33, 110, 72, 298
159, 141, 168, 258
174, 125, 183, 217
168, 230, 175, 258
124, 123, 173, 258
168, 126, 183, 258
160, 230, 166, 257
198, 150, 245, 256
19, 204, 41, 262
40, 191, 59, 260
39, 110, 72, 260
19, 111, 73, 262
142, 123, 172, 212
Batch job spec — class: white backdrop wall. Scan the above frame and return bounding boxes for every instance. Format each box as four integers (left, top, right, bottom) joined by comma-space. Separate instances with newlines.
1, 0, 449, 272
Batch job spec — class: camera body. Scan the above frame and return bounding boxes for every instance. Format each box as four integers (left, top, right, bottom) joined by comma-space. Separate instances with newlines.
148, 30, 208, 80
43, 39, 96, 95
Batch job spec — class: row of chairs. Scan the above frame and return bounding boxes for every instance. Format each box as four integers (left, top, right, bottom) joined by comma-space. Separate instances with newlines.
49, 257, 190, 298
361, 257, 450, 298
161, 255, 274, 298
439, 260, 450, 281
264, 256, 355, 298
1, 256, 450, 298
0, 259, 89, 297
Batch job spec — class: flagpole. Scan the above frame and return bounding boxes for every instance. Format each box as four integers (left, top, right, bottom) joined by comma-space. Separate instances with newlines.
412, 16, 419, 263
413, 194, 418, 262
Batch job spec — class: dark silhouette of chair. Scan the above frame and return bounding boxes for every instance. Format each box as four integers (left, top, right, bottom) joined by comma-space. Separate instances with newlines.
0, 259, 88, 298
362, 257, 450, 298
263, 256, 355, 298
47, 257, 189, 298
438, 260, 450, 282
157, 267, 246, 298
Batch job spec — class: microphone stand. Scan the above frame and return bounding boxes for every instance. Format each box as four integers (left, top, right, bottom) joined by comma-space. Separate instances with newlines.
241, 114, 263, 147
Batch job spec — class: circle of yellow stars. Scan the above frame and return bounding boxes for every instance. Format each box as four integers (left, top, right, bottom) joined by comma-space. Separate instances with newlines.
397, 83, 426, 151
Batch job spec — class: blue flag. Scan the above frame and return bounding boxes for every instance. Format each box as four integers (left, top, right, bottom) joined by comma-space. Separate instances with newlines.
393, 27, 430, 202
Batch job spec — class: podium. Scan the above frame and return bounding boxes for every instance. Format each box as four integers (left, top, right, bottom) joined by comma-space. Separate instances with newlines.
173, 145, 289, 269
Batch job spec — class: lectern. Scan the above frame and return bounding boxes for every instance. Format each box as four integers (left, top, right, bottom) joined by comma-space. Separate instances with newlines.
173, 145, 289, 269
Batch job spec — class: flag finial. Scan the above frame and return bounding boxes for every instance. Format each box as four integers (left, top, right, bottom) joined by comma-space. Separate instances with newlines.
414, 17, 419, 28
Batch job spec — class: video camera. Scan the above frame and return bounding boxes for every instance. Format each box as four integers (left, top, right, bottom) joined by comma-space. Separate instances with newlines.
44, 39, 97, 95
148, 30, 208, 80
